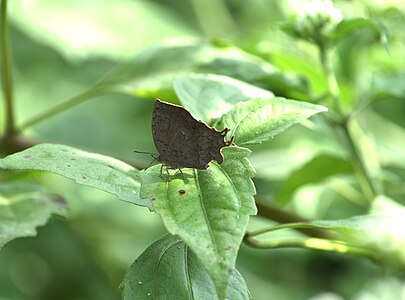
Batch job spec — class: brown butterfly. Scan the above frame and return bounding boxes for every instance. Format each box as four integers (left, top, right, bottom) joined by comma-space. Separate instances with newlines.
150, 99, 233, 178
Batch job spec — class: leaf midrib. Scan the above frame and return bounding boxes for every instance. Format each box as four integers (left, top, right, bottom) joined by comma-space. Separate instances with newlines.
194, 169, 219, 258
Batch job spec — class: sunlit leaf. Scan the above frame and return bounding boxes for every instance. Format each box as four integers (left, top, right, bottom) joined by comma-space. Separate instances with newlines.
174, 73, 274, 123
140, 147, 256, 299
0, 144, 149, 208
216, 98, 328, 146
121, 234, 252, 300
0, 182, 67, 249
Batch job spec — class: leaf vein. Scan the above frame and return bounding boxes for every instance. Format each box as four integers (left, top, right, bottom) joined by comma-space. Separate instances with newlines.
194, 169, 219, 257
153, 239, 183, 299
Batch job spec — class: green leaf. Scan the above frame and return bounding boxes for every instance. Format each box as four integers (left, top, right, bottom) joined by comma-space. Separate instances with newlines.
331, 18, 389, 49
103, 40, 308, 99
140, 147, 256, 300
121, 234, 252, 300
276, 154, 352, 205
216, 98, 328, 146
0, 144, 149, 208
0, 182, 67, 249
174, 73, 274, 123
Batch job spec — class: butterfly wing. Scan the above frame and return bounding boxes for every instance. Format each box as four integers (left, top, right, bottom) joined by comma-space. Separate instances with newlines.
152, 99, 228, 169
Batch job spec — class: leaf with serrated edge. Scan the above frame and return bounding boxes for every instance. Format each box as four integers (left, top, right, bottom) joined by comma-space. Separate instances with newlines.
216, 98, 328, 146
140, 147, 256, 299
0, 144, 149, 208
0, 182, 67, 249
121, 234, 252, 300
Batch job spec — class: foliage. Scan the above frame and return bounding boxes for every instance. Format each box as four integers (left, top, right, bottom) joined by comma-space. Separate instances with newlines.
1, 0, 405, 299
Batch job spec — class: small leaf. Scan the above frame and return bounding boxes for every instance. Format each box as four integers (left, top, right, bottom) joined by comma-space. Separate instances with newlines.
0, 144, 149, 208
174, 73, 274, 123
217, 98, 328, 146
140, 147, 256, 299
121, 234, 252, 300
0, 182, 67, 249
276, 154, 352, 205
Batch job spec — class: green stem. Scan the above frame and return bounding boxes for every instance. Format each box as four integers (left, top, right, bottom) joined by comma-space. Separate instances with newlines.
338, 120, 377, 201
19, 86, 111, 131
318, 45, 377, 201
318, 44, 342, 115
247, 222, 321, 238
244, 236, 377, 262
0, 0, 15, 135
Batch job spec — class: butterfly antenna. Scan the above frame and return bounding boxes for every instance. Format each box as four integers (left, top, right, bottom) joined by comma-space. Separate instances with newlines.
134, 150, 156, 155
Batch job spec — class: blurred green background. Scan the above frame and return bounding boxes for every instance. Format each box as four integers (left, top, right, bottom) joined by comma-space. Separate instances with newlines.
1, 0, 405, 299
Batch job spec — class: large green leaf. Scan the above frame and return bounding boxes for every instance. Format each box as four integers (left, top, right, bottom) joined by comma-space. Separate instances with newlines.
173, 73, 274, 123
216, 98, 328, 146
140, 147, 256, 300
102, 40, 308, 99
0, 144, 149, 208
0, 182, 67, 249
121, 234, 252, 300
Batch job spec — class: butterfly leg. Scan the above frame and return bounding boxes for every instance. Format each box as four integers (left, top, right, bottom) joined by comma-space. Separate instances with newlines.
159, 164, 164, 177
165, 166, 171, 181
144, 155, 157, 170
177, 168, 186, 179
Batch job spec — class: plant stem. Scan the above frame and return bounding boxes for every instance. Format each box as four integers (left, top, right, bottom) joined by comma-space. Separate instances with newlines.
19, 86, 110, 131
244, 236, 377, 262
318, 45, 341, 114
255, 200, 334, 239
0, 0, 15, 135
337, 120, 377, 201
247, 222, 328, 238
318, 45, 377, 201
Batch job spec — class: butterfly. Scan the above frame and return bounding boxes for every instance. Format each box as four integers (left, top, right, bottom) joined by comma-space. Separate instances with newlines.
151, 99, 233, 177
